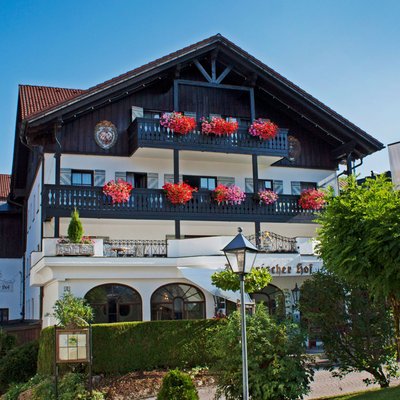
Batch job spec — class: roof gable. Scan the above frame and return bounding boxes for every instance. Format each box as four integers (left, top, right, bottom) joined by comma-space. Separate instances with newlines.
19, 34, 384, 157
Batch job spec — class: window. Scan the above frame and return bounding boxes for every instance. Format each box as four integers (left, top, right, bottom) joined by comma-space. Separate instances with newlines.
291, 181, 317, 195
251, 284, 286, 320
126, 172, 147, 189
0, 308, 8, 322
151, 283, 205, 320
85, 284, 142, 323
183, 175, 216, 190
71, 170, 93, 186
259, 179, 273, 190
144, 110, 161, 119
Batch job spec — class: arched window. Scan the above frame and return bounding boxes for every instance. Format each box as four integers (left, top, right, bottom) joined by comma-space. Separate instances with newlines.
251, 284, 285, 319
151, 283, 205, 320
84, 284, 142, 323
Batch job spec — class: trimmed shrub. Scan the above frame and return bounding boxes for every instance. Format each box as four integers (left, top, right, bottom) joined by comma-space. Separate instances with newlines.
38, 319, 218, 375
0, 340, 39, 392
0, 328, 16, 359
67, 208, 83, 243
157, 369, 199, 400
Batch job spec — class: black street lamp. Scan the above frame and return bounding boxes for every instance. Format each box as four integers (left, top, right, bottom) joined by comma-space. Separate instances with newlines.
222, 227, 259, 400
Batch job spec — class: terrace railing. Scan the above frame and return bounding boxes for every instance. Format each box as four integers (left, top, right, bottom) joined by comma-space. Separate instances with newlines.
128, 118, 289, 156
104, 239, 167, 257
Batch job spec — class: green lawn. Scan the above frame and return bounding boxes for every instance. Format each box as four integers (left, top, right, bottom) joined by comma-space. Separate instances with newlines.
315, 385, 400, 399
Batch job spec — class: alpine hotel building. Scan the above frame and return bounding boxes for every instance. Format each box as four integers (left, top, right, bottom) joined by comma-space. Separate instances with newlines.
4, 35, 384, 329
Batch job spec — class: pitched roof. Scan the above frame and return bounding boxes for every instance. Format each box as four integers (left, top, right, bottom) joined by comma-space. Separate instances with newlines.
0, 174, 10, 201
20, 34, 383, 153
19, 84, 85, 119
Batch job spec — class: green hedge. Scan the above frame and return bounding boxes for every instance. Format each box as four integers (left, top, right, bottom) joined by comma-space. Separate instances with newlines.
38, 319, 219, 375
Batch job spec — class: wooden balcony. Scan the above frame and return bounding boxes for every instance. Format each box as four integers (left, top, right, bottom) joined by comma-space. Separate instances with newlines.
128, 118, 289, 157
42, 185, 317, 223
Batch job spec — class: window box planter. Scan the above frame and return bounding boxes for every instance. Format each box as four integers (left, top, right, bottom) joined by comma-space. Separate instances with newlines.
56, 243, 95, 256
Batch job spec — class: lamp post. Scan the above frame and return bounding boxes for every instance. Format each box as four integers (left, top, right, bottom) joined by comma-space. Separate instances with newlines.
222, 227, 259, 400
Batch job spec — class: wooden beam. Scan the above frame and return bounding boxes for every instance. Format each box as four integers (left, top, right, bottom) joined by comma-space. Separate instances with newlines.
173, 80, 179, 111
173, 149, 180, 184
249, 88, 256, 121
194, 59, 212, 83
216, 65, 233, 84
211, 58, 217, 82
252, 154, 259, 193
331, 141, 356, 160
175, 79, 252, 92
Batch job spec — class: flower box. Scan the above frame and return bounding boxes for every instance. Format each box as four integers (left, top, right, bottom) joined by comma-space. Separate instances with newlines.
103, 179, 133, 204
163, 182, 197, 205
201, 117, 238, 136
258, 189, 279, 205
249, 118, 278, 140
298, 189, 326, 210
212, 184, 246, 205
56, 243, 95, 256
160, 112, 196, 134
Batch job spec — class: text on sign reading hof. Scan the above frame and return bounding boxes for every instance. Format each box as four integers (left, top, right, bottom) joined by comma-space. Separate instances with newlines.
256, 263, 315, 275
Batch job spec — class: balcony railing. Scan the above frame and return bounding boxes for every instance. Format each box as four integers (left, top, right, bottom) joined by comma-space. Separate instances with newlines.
43, 185, 318, 223
247, 231, 298, 253
128, 118, 289, 156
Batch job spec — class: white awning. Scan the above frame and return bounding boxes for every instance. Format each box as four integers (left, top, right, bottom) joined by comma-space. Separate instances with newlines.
178, 267, 253, 304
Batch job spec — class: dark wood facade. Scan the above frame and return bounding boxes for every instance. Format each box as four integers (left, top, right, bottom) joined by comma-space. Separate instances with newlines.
0, 210, 22, 258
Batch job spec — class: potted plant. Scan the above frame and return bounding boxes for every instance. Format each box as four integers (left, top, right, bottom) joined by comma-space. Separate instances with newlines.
103, 178, 133, 204
212, 184, 246, 205
201, 116, 238, 136
160, 112, 196, 134
258, 189, 279, 205
248, 118, 279, 140
298, 188, 326, 210
56, 209, 95, 256
162, 182, 197, 205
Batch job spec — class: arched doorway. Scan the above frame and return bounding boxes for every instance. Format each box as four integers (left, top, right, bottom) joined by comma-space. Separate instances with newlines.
251, 284, 286, 318
84, 284, 142, 323
151, 283, 205, 320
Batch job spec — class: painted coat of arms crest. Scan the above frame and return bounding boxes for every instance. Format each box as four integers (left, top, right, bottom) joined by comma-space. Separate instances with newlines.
94, 120, 118, 149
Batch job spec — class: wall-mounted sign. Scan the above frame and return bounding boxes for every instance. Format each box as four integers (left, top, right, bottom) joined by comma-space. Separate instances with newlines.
56, 329, 89, 363
0, 280, 13, 292
256, 263, 320, 276
94, 120, 118, 150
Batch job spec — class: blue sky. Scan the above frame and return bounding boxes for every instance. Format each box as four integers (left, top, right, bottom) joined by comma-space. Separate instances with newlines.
1, 0, 399, 175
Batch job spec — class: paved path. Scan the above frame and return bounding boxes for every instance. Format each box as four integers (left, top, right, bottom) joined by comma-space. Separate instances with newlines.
147, 368, 400, 399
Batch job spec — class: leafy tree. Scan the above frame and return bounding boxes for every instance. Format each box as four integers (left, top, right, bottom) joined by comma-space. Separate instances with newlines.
316, 175, 400, 358
52, 292, 93, 328
67, 208, 83, 243
211, 268, 272, 293
299, 272, 397, 388
0, 329, 15, 360
209, 306, 313, 400
157, 369, 199, 400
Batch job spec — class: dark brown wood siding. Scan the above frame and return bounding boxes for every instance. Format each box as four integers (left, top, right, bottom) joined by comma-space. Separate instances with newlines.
41, 75, 336, 169
0, 212, 23, 258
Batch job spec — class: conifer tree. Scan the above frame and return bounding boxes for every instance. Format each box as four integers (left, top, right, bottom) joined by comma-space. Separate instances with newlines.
67, 208, 83, 243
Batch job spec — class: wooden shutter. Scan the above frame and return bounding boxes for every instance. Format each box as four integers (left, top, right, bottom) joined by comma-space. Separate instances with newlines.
94, 170, 105, 186
60, 168, 71, 185
147, 173, 159, 189
291, 181, 301, 195
164, 174, 183, 184
115, 171, 127, 181
273, 180, 283, 194
245, 178, 254, 193
217, 177, 235, 186
131, 106, 144, 121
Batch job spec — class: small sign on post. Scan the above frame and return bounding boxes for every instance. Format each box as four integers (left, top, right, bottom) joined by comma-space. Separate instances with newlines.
56, 329, 89, 363
54, 325, 93, 399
